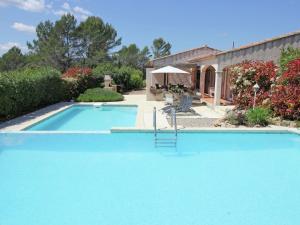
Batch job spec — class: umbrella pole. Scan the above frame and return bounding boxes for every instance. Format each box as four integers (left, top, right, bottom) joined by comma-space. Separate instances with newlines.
167, 73, 169, 86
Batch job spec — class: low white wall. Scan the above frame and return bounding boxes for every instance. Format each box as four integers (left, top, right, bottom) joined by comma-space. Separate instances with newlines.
146, 68, 155, 101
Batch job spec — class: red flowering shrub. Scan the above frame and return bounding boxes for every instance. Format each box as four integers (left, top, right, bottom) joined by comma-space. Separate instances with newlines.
62, 67, 92, 78
227, 61, 277, 109
271, 58, 300, 120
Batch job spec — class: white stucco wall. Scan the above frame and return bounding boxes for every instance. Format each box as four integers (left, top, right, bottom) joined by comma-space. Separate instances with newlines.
151, 46, 221, 68
146, 68, 155, 101
216, 32, 300, 70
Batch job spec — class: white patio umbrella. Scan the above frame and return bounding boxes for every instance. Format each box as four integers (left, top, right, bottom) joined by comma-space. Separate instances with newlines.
151, 66, 190, 87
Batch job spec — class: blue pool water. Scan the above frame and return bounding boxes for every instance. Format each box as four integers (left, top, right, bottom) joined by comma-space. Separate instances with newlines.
25, 105, 137, 131
0, 131, 300, 225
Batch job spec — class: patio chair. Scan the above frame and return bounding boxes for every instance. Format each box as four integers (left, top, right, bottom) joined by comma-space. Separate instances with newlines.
161, 103, 174, 112
164, 93, 174, 105
163, 95, 192, 114
177, 96, 193, 112
161, 95, 184, 113
190, 90, 201, 102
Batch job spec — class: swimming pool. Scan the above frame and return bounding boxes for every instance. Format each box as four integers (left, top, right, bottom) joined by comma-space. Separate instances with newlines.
25, 105, 137, 131
0, 131, 299, 225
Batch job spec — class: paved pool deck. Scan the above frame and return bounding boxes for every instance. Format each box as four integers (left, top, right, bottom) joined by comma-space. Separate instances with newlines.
0, 94, 298, 134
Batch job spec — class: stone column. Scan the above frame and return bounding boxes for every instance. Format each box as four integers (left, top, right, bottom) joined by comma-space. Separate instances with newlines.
214, 71, 222, 106
200, 70, 206, 96
146, 68, 154, 101
191, 67, 196, 90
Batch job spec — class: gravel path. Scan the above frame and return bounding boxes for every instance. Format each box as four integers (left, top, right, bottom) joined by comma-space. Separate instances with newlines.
167, 117, 218, 127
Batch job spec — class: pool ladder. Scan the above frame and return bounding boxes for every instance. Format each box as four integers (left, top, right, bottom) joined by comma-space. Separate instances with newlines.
153, 107, 177, 148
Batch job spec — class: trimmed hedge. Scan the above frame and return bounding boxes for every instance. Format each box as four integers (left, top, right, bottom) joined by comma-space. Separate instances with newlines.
0, 67, 68, 120
76, 88, 124, 102
0, 64, 138, 121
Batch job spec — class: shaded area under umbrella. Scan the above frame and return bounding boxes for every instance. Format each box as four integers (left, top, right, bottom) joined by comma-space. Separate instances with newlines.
151, 66, 190, 87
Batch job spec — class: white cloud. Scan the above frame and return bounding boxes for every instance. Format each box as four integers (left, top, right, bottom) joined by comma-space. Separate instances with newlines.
0, 0, 46, 12
52, 3, 92, 21
12, 22, 35, 33
79, 14, 88, 21
73, 6, 91, 16
53, 9, 68, 16
0, 42, 27, 55
45, 2, 52, 9
61, 2, 70, 10
53, 2, 71, 16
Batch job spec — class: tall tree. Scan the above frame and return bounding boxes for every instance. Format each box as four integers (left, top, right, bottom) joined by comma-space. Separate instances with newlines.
151, 38, 171, 58
0, 46, 25, 72
115, 44, 150, 70
55, 14, 78, 69
27, 15, 122, 70
27, 14, 77, 71
76, 16, 121, 67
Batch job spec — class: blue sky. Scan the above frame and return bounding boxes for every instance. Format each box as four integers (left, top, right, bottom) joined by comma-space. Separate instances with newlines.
0, 0, 300, 55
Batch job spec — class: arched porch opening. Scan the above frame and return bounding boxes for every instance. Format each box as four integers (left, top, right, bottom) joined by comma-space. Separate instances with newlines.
204, 66, 216, 96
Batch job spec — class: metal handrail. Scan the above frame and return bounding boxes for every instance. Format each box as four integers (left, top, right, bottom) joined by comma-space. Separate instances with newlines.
153, 107, 157, 137
171, 108, 177, 136
153, 106, 177, 139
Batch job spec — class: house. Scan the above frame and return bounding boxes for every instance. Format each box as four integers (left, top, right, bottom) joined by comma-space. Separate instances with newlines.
146, 30, 300, 105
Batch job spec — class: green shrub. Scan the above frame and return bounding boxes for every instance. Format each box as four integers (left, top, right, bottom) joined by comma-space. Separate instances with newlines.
62, 77, 85, 100
246, 107, 271, 126
0, 67, 67, 120
92, 63, 144, 91
62, 67, 102, 91
111, 66, 131, 90
225, 110, 246, 125
279, 46, 300, 72
116, 66, 144, 90
63, 74, 104, 100
76, 88, 124, 102
129, 72, 143, 89
92, 63, 116, 83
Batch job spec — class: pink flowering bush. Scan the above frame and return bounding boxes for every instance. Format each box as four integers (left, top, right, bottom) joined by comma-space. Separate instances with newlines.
227, 61, 277, 109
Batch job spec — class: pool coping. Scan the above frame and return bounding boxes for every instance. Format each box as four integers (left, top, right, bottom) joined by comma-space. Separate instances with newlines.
1, 127, 299, 135
110, 127, 300, 135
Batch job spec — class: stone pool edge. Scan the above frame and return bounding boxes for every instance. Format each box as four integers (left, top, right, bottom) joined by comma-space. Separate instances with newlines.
0, 102, 141, 131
